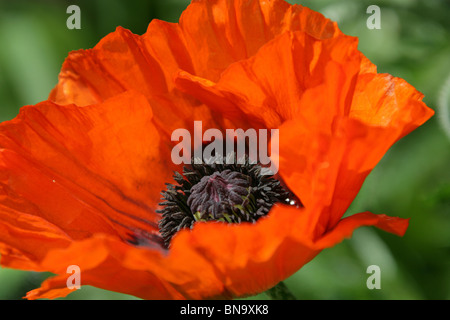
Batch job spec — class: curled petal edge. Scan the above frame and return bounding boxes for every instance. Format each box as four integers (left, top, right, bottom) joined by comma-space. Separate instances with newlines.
24, 205, 408, 300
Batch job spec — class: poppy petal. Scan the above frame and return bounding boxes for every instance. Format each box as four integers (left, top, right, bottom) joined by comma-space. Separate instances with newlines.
0, 199, 71, 270
49, 0, 342, 133
49, 26, 170, 106
175, 30, 362, 129
25, 205, 315, 300
274, 115, 431, 238
0, 91, 172, 252
23, 201, 410, 300
314, 211, 409, 249
177, 0, 340, 81
351, 73, 434, 137
175, 30, 433, 135
25, 234, 183, 300
49, 26, 218, 136
174, 27, 433, 236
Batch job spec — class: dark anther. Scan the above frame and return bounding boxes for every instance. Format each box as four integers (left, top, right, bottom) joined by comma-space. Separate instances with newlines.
157, 156, 291, 248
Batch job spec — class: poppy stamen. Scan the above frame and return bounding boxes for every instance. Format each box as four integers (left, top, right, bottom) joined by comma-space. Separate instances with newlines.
157, 156, 291, 248
188, 170, 255, 223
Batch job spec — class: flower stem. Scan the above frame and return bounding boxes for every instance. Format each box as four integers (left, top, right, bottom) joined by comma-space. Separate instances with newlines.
266, 281, 297, 300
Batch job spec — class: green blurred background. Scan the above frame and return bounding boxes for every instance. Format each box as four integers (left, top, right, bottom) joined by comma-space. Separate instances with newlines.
0, 0, 449, 300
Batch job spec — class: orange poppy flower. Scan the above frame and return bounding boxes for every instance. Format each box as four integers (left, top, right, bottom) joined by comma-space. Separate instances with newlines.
0, 0, 433, 300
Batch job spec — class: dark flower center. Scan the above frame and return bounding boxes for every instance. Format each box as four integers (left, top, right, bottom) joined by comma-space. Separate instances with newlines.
187, 170, 254, 222
157, 156, 292, 248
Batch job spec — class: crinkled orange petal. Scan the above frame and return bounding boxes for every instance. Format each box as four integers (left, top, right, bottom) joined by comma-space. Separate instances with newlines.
350, 73, 433, 138
0, 200, 71, 269
26, 204, 408, 300
25, 234, 184, 300
175, 29, 433, 135
175, 30, 361, 129
25, 205, 314, 299
177, 0, 340, 81
0, 91, 175, 268
51, 0, 341, 103
49, 26, 218, 136
49, 0, 342, 134
314, 211, 409, 248
275, 116, 430, 238
174, 25, 433, 236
